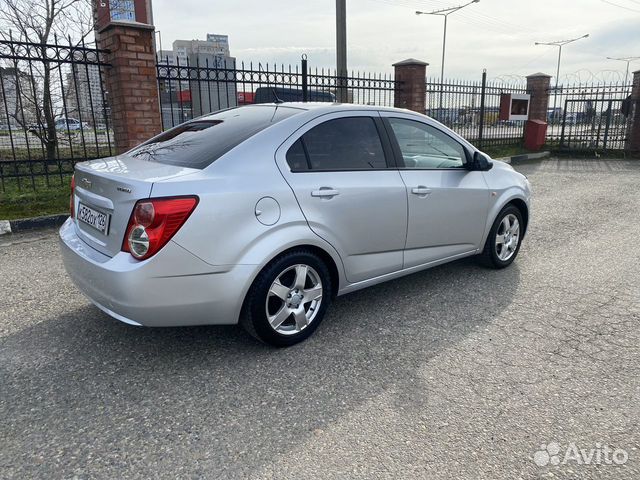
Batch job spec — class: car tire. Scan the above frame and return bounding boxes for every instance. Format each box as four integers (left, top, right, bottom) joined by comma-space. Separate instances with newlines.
479, 204, 524, 269
240, 250, 332, 347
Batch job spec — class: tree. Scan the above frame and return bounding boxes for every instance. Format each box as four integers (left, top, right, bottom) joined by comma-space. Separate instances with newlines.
0, 0, 93, 160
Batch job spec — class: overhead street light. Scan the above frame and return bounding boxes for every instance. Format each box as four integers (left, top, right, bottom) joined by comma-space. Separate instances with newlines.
535, 34, 589, 113
416, 0, 480, 110
606, 56, 640, 88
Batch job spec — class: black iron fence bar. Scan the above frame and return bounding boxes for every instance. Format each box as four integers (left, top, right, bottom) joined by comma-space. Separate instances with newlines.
603, 100, 612, 150
81, 37, 102, 159
0, 68, 19, 190
478, 69, 486, 148
70, 62, 89, 161
301, 55, 308, 102
559, 99, 568, 148
12, 51, 36, 189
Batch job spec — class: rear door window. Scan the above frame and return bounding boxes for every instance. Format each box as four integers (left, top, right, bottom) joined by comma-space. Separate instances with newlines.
128, 106, 302, 169
286, 117, 387, 171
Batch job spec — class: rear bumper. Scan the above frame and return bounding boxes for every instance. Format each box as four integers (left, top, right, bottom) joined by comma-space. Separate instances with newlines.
59, 218, 255, 326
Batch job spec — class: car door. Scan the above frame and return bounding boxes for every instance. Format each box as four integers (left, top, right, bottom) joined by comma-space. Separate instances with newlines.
275, 112, 408, 283
381, 113, 490, 269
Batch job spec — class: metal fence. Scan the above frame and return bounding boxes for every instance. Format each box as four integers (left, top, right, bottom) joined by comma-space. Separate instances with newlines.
0, 36, 113, 191
426, 71, 528, 150
548, 82, 632, 151
156, 55, 398, 129
1, 35, 637, 193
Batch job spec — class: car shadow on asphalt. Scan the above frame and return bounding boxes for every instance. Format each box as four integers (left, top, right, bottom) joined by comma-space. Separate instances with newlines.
1, 257, 521, 477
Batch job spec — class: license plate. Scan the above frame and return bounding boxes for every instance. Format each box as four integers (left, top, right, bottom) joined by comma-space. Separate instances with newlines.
77, 202, 110, 235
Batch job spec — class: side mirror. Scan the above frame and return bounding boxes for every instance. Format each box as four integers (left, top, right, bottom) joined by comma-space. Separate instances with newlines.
468, 151, 493, 171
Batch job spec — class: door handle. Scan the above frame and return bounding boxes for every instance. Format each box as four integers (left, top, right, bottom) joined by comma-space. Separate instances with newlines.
411, 186, 432, 196
311, 188, 340, 198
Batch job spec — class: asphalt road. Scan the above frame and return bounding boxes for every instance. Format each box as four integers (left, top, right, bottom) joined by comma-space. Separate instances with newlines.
1, 158, 639, 480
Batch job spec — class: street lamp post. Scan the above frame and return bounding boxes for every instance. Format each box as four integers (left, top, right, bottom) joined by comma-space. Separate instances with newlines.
535, 34, 589, 117
606, 56, 640, 91
416, 0, 479, 111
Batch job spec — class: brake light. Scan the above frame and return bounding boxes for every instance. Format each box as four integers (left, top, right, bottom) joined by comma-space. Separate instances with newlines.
122, 196, 199, 260
70, 175, 75, 218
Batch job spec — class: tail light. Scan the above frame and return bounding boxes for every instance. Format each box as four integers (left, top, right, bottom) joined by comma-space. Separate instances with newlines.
122, 196, 199, 261
70, 175, 75, 218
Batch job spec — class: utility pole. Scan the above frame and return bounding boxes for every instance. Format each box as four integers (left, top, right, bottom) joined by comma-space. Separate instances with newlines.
416, 0, 479, 111
336, 0, 348, 103
535, 34, 589, 116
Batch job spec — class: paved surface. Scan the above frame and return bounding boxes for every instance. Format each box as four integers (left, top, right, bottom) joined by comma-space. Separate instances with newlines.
1, 158, 639, 479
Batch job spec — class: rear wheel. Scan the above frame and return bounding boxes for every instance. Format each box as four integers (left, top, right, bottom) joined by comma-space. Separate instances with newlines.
479, 205, 524, 269
241, 250, 332, 347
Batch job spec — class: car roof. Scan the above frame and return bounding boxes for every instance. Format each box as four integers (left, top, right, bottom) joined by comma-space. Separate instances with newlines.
197, 103, 423, 124
236, 102, 422, 119
257, 102, 406, 113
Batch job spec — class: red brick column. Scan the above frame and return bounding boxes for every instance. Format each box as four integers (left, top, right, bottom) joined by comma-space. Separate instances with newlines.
393, 59, 428, 114
526, 73, 551, 122
627, 70, 640, 153
524, 73, 551, 150
97, 22, 162, 154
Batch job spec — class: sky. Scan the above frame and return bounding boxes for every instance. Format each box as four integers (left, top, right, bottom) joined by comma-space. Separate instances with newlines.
152, 0, 640, 83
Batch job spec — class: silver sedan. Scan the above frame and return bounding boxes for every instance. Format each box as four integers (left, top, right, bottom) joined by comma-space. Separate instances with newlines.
60, 103, 531, 346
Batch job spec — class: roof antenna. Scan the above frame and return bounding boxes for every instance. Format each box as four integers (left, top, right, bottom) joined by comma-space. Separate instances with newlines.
272, 88, 284, 104
258, 62, 284, 104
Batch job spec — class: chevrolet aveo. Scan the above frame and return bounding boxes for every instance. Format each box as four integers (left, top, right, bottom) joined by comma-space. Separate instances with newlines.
60, 103, 531, 346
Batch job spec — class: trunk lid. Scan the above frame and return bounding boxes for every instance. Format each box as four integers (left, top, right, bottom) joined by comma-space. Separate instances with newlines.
73, 155, 198, 257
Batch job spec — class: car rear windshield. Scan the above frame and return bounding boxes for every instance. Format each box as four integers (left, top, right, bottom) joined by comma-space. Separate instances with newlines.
127, 105, 303, 169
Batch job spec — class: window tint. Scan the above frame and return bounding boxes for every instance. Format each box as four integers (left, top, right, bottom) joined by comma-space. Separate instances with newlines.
388, 118, 466, 169
286, 139, 309, 171
128, 106, 302, 169
302, 117, 387, 170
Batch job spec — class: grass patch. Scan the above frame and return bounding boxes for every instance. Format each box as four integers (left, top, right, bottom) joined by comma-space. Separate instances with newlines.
0, 176, 70, 220
0, 145, 111, 161
481, 143, 538, 159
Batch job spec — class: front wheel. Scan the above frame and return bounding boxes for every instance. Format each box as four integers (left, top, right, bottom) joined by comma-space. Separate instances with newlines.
479, 205, 524, 269
241, 250, 332, 347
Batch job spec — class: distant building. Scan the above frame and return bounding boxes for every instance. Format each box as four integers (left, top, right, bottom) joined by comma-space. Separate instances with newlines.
64, 53, 106, 127
205, 34, 230, 56
157, 33, 236, 127
0, 67, 36, 127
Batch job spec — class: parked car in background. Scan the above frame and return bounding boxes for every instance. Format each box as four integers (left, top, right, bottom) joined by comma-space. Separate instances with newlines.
547, 107, 563, 124
55, 117, 89, 131
60, 103, 531, 347
253, 87, 335, 104
426, 107, 462, 126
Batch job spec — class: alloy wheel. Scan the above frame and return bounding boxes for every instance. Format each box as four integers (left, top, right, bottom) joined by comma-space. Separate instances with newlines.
495, 213, 520, 261
265, 264, 323, 335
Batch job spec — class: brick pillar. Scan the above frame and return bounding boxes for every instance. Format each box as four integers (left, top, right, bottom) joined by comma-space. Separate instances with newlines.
526, 72, 551, 122
393, 59, 428, 114
627, 70, 640, 153
524, 73, 552, 150
97, 22, 162, 154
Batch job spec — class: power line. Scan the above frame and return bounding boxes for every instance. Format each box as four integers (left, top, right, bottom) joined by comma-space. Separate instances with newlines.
383, 0, 541, 33
599, 0, 640, 12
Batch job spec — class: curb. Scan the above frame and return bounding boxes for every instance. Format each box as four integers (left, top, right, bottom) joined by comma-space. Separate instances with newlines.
0, 214, 68, 235
496, 151, 551, 164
